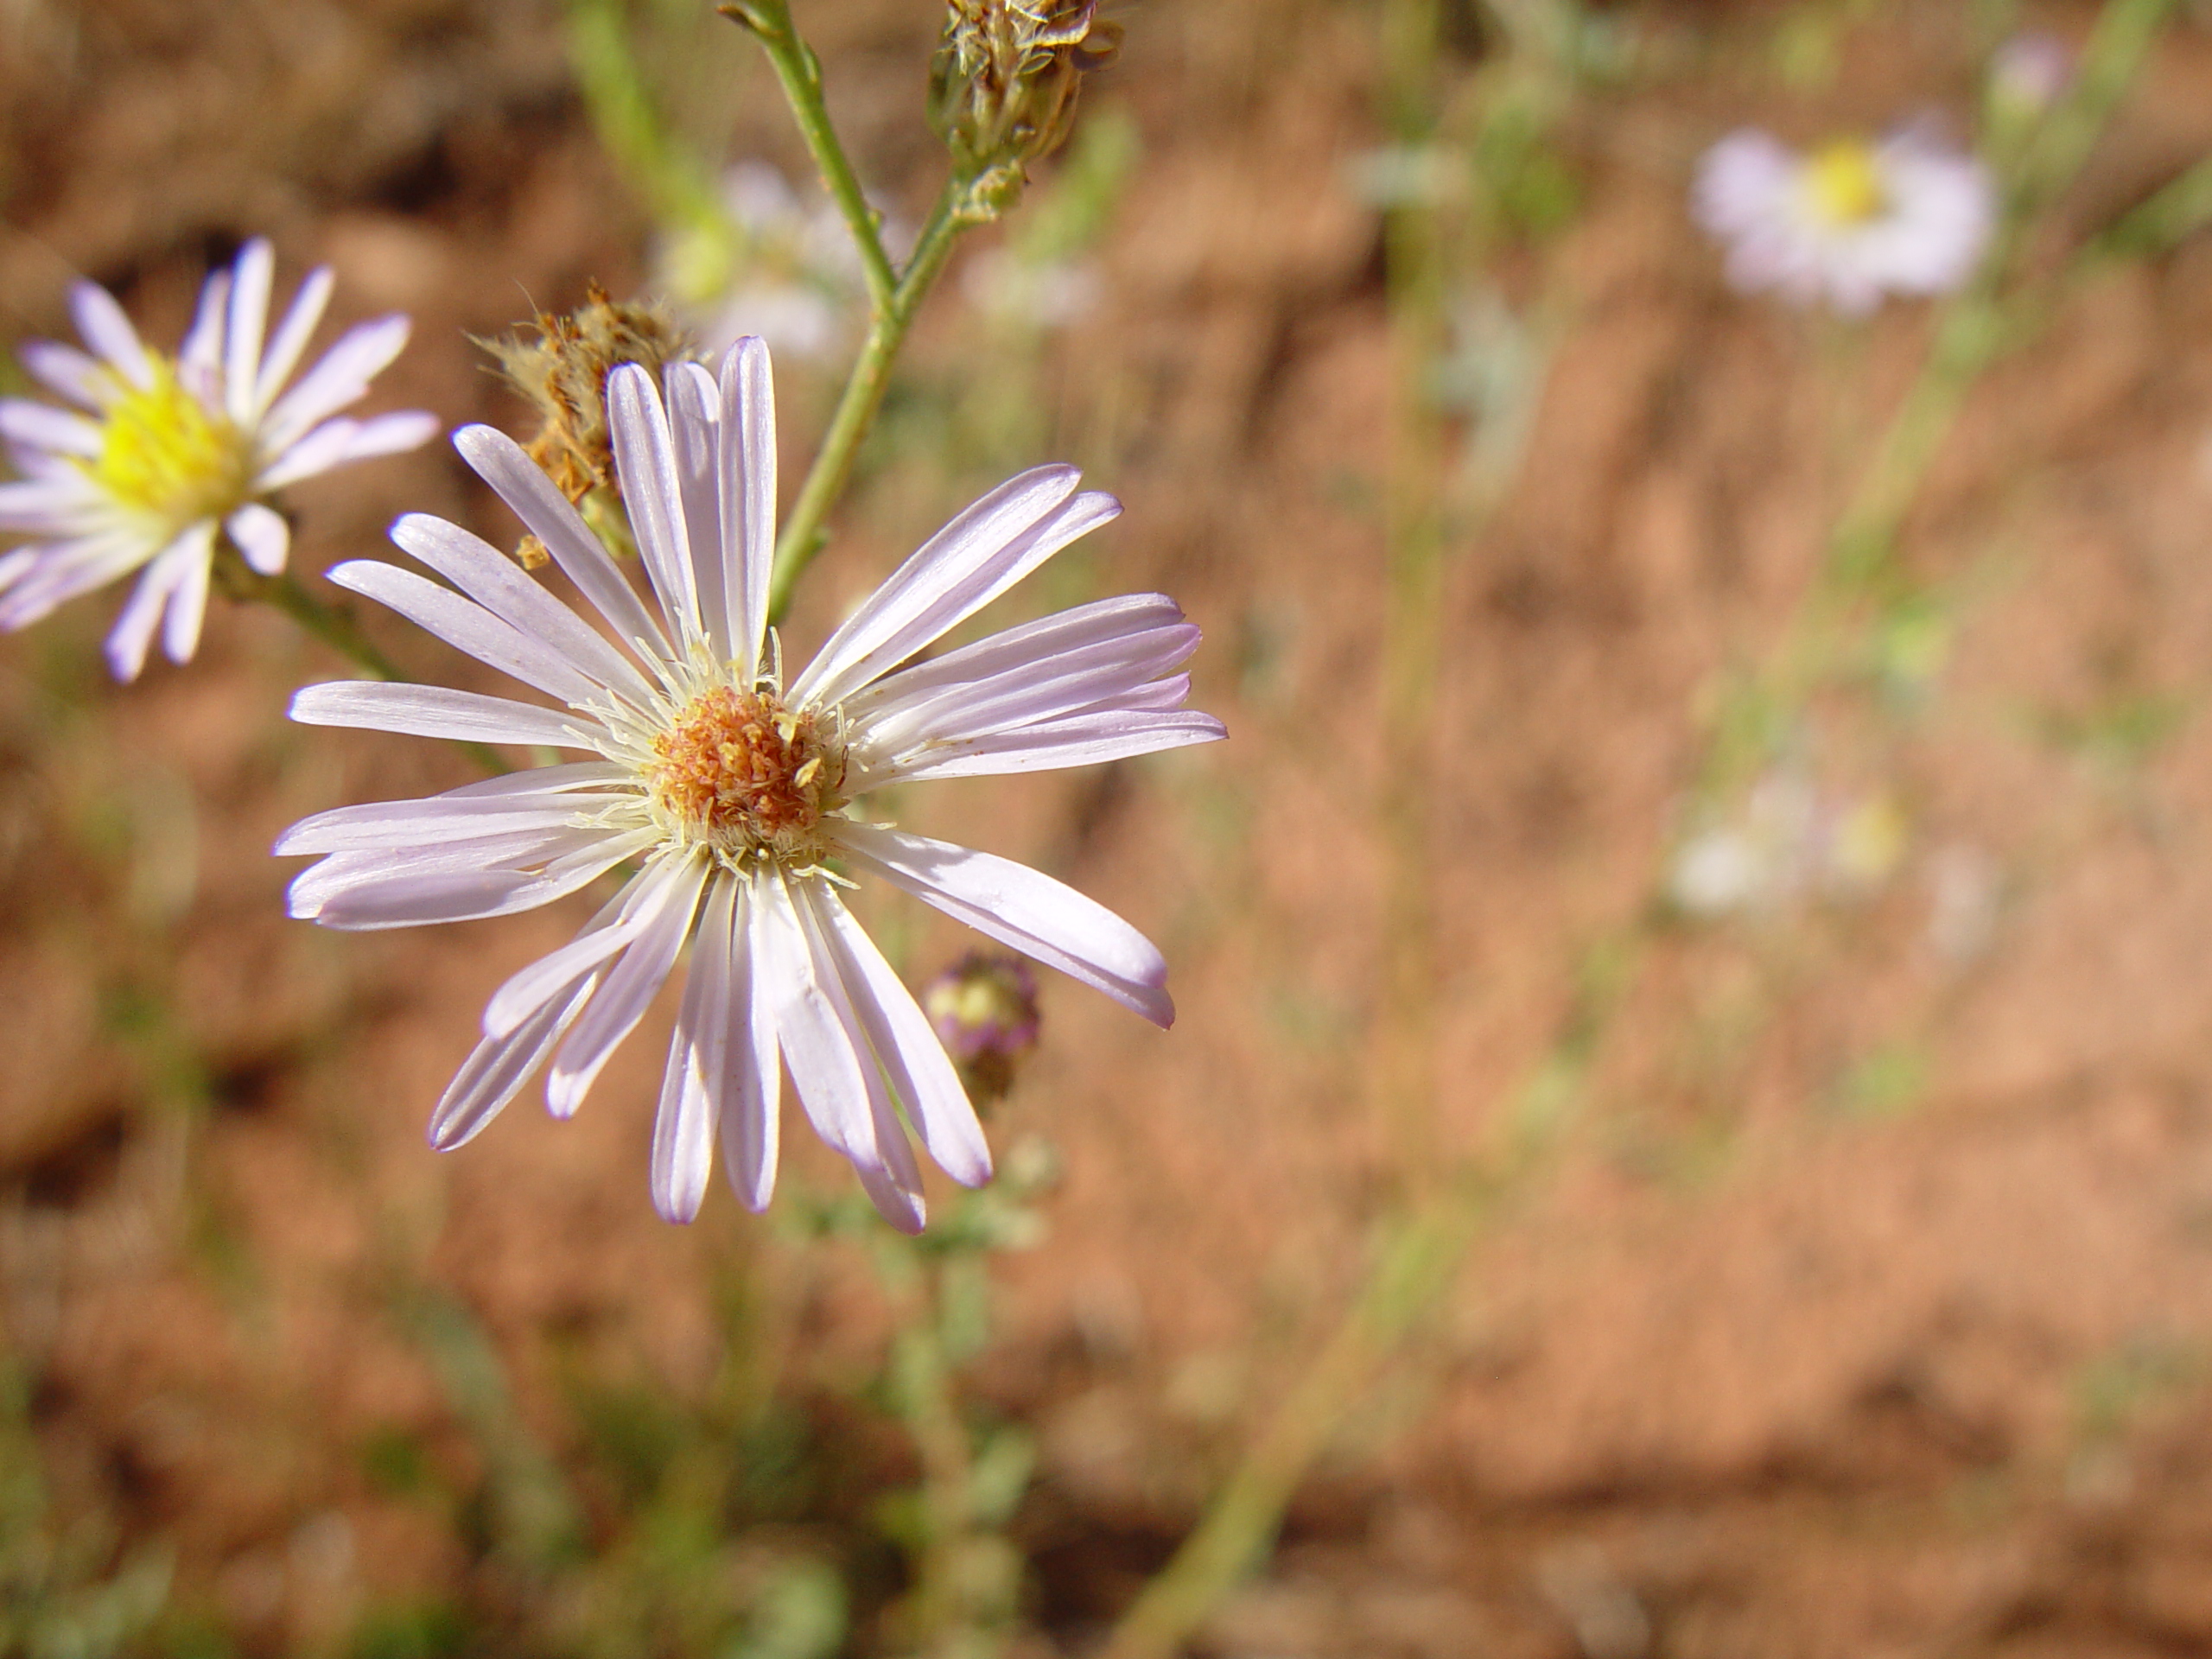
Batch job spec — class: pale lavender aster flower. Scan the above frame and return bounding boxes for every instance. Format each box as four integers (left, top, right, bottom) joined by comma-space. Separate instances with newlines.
275, 338, 1222, 1231
0, 239, 437, 678
1692, 126, 1994, 315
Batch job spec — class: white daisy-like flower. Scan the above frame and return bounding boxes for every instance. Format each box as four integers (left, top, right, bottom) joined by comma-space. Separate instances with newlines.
274, 338, 1222, 1231
1692, 126, 1994, 315
0, 239, 438, 679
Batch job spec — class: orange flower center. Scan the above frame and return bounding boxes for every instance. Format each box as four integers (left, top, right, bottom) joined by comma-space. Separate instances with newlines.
649, 687, 845, 862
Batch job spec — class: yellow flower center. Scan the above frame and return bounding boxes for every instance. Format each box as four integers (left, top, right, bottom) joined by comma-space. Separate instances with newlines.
84, 358, 255, 526
1802, 139, 1889, 228
648, 686, 846, 864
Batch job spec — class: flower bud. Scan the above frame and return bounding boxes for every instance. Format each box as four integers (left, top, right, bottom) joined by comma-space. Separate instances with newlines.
922, 952, 1042, 1105
480, 283, 693, 565
1989, 32, 2072, 118
928, 0, 1121, 220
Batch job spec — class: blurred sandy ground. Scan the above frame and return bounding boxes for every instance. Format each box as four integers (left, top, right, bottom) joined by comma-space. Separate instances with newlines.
8, 1, 2212, 1653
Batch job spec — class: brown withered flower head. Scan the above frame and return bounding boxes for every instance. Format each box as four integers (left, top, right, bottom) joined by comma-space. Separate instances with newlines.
480, 283, 693, 564
929, 0, 1121, 220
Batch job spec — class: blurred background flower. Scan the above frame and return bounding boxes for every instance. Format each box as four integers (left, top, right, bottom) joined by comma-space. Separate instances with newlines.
1693, 124, 1995, 312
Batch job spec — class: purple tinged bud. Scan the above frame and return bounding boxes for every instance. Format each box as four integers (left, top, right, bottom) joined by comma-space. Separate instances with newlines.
923, 951, 1043, 1105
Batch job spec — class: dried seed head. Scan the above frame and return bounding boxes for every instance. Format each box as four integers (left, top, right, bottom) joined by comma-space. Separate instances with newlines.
480, 284, 694, 564
929, 0, 1122, 219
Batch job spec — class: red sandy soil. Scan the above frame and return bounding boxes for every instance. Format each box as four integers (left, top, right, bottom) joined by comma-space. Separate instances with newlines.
10, 2, 2212, 1654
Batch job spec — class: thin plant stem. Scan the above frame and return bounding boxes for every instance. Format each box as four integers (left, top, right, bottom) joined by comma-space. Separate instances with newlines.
1373, 0, 1450, 1199
212, 547, 405, 682
1719, 0, 2178, 776
1106, 3, 2180, 1651
565, 0, 728, 240
1101, 934, 1642, 1659
766, 187, 968, 622
720, 0, 899, 309
888, 1249, 987, 1659
1824, 0, 2173, 593
1103, 2, 1500, 1649
213, 545, 510, 775
720, 0, 976, 624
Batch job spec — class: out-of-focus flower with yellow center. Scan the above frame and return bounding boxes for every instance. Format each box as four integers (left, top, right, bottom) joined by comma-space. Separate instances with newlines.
0, 238, 436, 678
1693, 126, 1993, 315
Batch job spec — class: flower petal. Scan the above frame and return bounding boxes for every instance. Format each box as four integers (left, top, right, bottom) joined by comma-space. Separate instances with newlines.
725, 881, 781, 1211
651, 874, 736, 1223
226, 502, 289, 575
429, 972, 601, 1151
289, 680, 591, 748
791, 884, 927, 1233
791, 467, 1111, 709
307, 824, 656, 931
262, 314, 411, 449
836, 821, 1174, 1027
847, 594, 1188, 721
285, 827, 602, 918
224, 238, 275, 424
718, 337, 776, 677
855, 621, 1200, 754
253, 264, 335, 416
0, 534, 158, 631
664, 360, 730, 661
180, 270, 232, 385
0, 400, 103, 457
275, 766, 628, 855
68, 282, 153, 389
480, 875, 664, 1039
258, 410, 438, 489
546, 852, 710, 1118
325, 560, 606, 705
868, 708, 1227, 785
810, 885, 991, 1187
454, 424, 674, 664
607, 363, 700, 644
752, 868, 874, 1164
18, 342, 107, 410
158, 524, 214, 664
390, 513, 655, 703
0, 479, 92, 533
105, 528, 207, 682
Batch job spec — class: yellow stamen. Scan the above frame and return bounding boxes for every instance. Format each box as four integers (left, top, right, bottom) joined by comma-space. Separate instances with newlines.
1802, 139, 1889, 228
83, 358, 254, 526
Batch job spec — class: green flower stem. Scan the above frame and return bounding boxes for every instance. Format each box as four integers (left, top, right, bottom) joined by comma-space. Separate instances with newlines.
721, 0, 976, 626
1102, 933, 1643, 1659
1103, 4, 1587, 1652
212, 548, 404, 683
1373, 0, 1451, 1199
213, 544, 510, 775
880, 1244, 988, 1658
1825, 0, 2172, 590
2091, 149, 2212, 261
1710, 0, 2179, 787
720, 0, 899, 310
766, 184, 969, 623
565, 0, 727, 241
1108, 3, 2181, 1650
